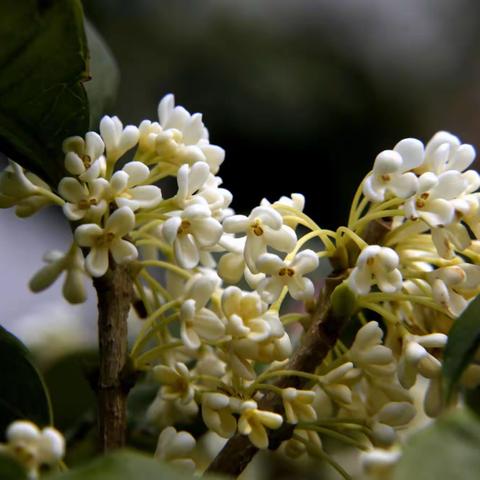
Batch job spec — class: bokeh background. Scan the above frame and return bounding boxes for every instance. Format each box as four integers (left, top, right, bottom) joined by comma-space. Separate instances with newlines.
2, 0, 480, 392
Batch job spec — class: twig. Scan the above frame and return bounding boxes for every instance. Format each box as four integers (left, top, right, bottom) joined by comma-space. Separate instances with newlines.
93, 261, 134, 451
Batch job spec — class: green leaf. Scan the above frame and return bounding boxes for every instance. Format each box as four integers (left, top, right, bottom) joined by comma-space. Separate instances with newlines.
442, 296, 480, 401
0, 325, 52, 440
84, 20, 120, 130
0, 454, 28, 480
394, 408, 480, 480
50, 450, 205, 480
0, 0, 89, 185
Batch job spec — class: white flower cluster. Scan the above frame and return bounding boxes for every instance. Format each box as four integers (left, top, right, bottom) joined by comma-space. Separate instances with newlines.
0, 420, 65, 479
3, 95, 480, 478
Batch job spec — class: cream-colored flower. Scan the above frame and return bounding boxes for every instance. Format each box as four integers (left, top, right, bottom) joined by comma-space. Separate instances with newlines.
109, 161, 162, 211
58, 176, 108, 221
348, 245, 402, 295
237, 400, 283, 449
162, 203, 223, 269
63, 132, 106, 181
74, 206, 138, 277
348, 321, 395, 377
256, 249, 319, 303
201, 393, 237, 438
29, 246, 87, 304
100, 115, 139, 164
155, 426, 196, 472
281, 388, 317, 424
153, 362, 195, 404
223, 205, 297, 273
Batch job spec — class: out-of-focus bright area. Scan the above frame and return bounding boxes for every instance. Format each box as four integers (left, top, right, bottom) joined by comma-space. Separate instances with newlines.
2, 0, 480, 376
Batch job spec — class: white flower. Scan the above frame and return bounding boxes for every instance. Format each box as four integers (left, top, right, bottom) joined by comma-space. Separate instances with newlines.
222, 286, 274, 342
363, 139, 424, 202
237, 400, 283, 449
0, 162, 53, 217
162, 203, 223, 269
63, 132, 106, 181
153, 362, 195, 404
348, 321, 395, 377
261, 193, 305, 228
29, 246, 87, 304
427, 264, 480, 316
404, 171, 467, 227
361, 447, 401, 478
58, 177, 108, 221
419, 131, 476, 175
256, 250, 319, 303
75, 207, 138, 277
175, 161, 210, 208
179, 273, 225, 349
157, 94, 225, 174
100, 115, 139, 163
348, 245, 402, 295
5, 420, 65, 474
223, 205, 297, 273
109, 161, 162, 211
398, 334, 447, 389
155, 426, 196, 472
201, 393, 237, 438
281, 388, 317, 424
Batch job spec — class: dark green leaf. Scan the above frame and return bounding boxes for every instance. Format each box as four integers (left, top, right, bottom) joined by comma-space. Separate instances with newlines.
0, 325, 52, 440
0, 0, 89, 185
84, 20, 120, 130
50, 450, 203, 480
442, 296, 480, 401
394, 408, 480, 480
0, 454, 28, 480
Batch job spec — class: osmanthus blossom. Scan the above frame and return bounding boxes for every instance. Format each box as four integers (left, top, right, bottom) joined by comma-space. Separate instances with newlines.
63, 131, 106, 182
256, 249, 319, 303
281, 388, 317, 424
7, 91, 480, 475
155, 426, 196, 472
162, 203, 223, 269
75, 206, 138, 277
363, 139, 424, 203
179, 273, 225, 349
58, 176, 109, 221
0, 420, 65, 478
157, 94, 225, 174
109, 161, 163, 211
154, 362, 195, 404
29, 246, 87, 304
201, 393, 237, 438
427, 263, 480, 316
348, 245, 402, 295
99, 115, 140, 164
223, 205, 297, 273
237, 400, 283, 449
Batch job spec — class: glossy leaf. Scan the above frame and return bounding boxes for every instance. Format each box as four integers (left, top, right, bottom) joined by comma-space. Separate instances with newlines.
442, 296, 480, 401
394, 408, 480, 480
0, 0, 89, 185
0, 325, 52, 440
51, 450, 196, 480
0, 454, 28, 480
84, 20, 120, 130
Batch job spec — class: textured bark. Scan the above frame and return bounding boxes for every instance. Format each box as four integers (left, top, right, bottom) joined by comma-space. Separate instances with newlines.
93, 262, 134, 451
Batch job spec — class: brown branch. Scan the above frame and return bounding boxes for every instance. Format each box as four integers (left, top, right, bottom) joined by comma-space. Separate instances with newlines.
206, 219, 392, 477
206, 274, 349, 476
93, 261, 134, 451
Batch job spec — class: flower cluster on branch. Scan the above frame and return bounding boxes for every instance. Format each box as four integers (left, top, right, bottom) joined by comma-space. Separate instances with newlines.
2, 95, 480, 478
